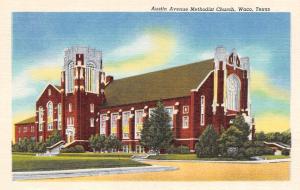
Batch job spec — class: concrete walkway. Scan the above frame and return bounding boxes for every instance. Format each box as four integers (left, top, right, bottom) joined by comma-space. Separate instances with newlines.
13, 165, 177, 181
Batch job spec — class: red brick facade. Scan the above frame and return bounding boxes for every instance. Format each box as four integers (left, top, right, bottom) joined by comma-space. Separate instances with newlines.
15, 118, 36, 143
14, 46, 254, 152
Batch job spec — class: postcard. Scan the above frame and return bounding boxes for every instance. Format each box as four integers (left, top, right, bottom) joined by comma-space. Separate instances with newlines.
0, 0, 299, 190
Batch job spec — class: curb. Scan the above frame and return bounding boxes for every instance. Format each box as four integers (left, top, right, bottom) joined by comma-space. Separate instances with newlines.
13, 165, 178, 181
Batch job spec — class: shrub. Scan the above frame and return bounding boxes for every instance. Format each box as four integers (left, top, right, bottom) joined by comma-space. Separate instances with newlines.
35, 142, 46, 153
12, 143, 21, 152
218, 126, 244, 158
89, 134, 106, 152
45, 130, 62, 147
61, 145, 85, 153
263, 146, 274, 155
282, 149, 290, 156
167, 145, 190, 154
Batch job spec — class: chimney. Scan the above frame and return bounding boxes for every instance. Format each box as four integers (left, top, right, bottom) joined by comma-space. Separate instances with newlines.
106, 75, 114, 86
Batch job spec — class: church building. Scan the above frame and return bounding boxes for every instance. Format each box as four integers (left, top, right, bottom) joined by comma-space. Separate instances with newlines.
14, 46, 254, 152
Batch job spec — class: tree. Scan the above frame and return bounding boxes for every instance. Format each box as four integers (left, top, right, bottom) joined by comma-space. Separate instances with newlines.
255, 131, 266, 141
140, 101, 173, 155
218, 126, 244, 158
45, 130, 62, 147
281, 130, 291, 145
232, 114, 250, 141
196, 125, 219, 158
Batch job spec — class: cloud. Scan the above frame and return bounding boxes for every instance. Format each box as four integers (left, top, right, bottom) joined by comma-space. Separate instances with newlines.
105, 29, 177, 77
251, 70, 289, 102
255, 113, 289, 132
107, 34, 154, 61
13, 57, 61, 100
12, 72, 37, 100
27, 58, 61, 82
197, 50, 214, 61
29, 66, 61, 82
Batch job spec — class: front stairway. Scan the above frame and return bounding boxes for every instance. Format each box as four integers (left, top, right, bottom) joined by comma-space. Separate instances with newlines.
63, 140, 89, 150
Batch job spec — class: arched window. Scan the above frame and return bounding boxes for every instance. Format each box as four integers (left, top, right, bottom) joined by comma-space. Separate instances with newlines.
66, 61, 74, 93
85, 62, 99, 93
47, 101, 53, 131
226, 74, 241, 111
200, 95, 205, 126
38, 106, 43, 131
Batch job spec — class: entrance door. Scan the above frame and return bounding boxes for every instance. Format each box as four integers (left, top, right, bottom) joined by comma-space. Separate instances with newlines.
67, 132, 74, 143
66, 127, 75, 143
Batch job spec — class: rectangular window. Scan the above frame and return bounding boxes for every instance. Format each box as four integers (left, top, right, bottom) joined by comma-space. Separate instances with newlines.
48, 88, 51, 96
57, 103, 62, 130
31, 126, 35, 133
200, 95, 205, 126
67, 117, 74, 126
68, 103, 72, 112
90, 118, 95, 127
122, 111, 130, 139
111, 113, 118, 136
165, 107, 174, 128
182, 116, 189, 128
183, 106, 189, 114
100, 114, 107, 135
39, 135, 43, 142
90, 103, 94, 113
23, 126, 27, 132
47, 123, 53, 131
135, 110, 144, 139
38, 107, 43, 131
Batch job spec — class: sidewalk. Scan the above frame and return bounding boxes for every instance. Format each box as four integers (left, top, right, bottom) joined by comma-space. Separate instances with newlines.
13, 165, 177, 181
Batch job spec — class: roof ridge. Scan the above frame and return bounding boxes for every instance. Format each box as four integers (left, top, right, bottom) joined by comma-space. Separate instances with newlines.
15, 116, 35, 125
111, 59, 214, 82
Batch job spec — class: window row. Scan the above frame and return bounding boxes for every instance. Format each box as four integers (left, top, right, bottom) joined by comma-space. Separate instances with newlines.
38, 102, 62, 131
18, 126, 35, 133
99, 107, 175, 139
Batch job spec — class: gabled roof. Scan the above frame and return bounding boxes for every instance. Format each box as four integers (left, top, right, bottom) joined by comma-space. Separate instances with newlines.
103, 59, 214, 107
15, 116, 35, 125
54, 85, 62, 90
36, 83, 61, 102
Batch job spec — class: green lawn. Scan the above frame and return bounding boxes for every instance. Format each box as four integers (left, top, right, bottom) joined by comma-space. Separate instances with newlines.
147, 154, 238, 161
147, 154, 290, 161
260, 155, 290, 160
12, 152, 149, 172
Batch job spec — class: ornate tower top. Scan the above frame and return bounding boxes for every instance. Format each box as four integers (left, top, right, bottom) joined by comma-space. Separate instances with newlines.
63, 46, 102, 70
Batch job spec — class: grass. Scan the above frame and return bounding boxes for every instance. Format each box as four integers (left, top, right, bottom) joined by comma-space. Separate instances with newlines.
12, 152, 149, 172
148, 154, 291, 161
261, 155, 290, 160
148, 154, 238, 161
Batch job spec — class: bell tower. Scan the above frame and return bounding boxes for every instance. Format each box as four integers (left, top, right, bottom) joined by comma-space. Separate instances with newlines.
60, 46, 105, 142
